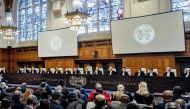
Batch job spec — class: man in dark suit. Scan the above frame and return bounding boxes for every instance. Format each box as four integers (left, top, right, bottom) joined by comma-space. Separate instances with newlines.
30, 67, 37, 74
183, 68, 190, 77
147, 68, 157, 77
16, 67, 22, 73
0, 67, 7, 74
107, 67, 117, 75
46, 68, 52, 74
39, 68, 46, 74
120, 67, 129, 76
134, 68, 146, 76
164, 67, 175, 77
94, 67, 103, 75
64, 68, 71, 74
54, 67, 61, 74
84, 67, 91, 75
50, 92, 64, 109
73, 68, 80, 75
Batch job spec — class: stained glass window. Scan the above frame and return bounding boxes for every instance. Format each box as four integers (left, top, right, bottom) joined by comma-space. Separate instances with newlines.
78, 0, 123, 34
18, 0, 47, 42
171, 0, 190, 21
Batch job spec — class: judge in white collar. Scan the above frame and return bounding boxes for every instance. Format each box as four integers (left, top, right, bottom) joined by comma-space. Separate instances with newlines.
147, 68, 157, 77
107, 66, 116, 75
164, 67, 175, 77
183, 68, 190, 77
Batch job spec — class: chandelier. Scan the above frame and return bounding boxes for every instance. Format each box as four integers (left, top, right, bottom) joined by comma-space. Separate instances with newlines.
0, 12, 19, 40
64, 0, 89, 31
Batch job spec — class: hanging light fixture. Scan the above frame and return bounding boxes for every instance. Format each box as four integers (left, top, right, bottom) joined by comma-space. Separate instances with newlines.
64, 0, 89, 31
0, 11, 19, 40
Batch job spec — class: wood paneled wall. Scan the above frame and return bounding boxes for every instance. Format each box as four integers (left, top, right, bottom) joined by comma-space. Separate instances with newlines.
1, 37, 190, 76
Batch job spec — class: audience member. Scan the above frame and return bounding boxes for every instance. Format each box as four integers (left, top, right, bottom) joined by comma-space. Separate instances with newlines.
142, 93, 154, 109
24, 95, 38, 109
1, 97, 12, 109
36, 99, 50, 109
134, 68, 146, 76
165, 102, 181, 109
134, 81, 149, 104
111, 94, 130, 109
172, 86, 187, 102
88, 83, 111, 105
183, 68, 190, 77
164, 67, 175, 77
175, 99, 187, 109
147, 68, 157, 77
126, 102, 139, 109
50, 92, 64, 109
66, 92, 84, 109
20, 82, 28, 93
92, 94, 113, 109
11, 90, 26, 109
22, 88, 34, 103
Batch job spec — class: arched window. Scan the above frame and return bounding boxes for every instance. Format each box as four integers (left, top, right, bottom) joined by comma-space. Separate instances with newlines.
171, 0, 190, 21
18, 0, 47, 42
78, 0, 123, 34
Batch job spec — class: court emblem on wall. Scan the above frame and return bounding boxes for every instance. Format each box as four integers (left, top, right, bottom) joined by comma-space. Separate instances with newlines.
69, 76, 87, 86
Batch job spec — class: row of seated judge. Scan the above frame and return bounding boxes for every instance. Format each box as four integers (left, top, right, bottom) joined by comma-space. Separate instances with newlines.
14, 66, 187, 77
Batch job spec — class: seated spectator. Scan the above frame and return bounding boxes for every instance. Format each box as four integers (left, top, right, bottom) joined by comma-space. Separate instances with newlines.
0, 82, 8, 100
187, 103, 190, 109
50, 92, 64, 109
134, 81, 149, 104
92, 94, 113, 109
126, 102, 139, 109
73, 89, 87, 108
120, 67, 129, 76
0, 74, 5, 82
22, 88, 34, 103
154, 90, 173, 109
20, 82, 28, 93
41, 79, 52, 95
164, 67, 175, 77
34, 82, 48, 100
66, 92, 84, 109
74, 82, 88, 99
165, 102, 181, 109
11, 90, 26, 109
134, 68, 146, 77
88, 83, 111, 105
147, 68, 157, 77
1, 97, 12, 109
142, 93, 154, 109
111, 94, 130, 109
36, 99, 50, 109
24, 95, 38, 109
175, 99, 187, 109
172, 86, 187, 102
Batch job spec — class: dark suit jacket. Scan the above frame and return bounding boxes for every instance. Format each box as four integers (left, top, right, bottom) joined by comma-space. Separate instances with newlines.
50, 101, 64, 109
47, 70, 52, 74
107, 71, 117, 75
55, 70, 61, 74
64, 70, 71, 74
40, 70, 46, 74
164, 72, 175, 77
0, 70, 7, 74
30, 70, 37, 74
85, 71, 91, 75
147, 72, 157, 77
94, 70, 103, 75
120, 71, 129, 76
73, 70, 80, 75
183, 73, 190, 77
16, 69, 22, 73
134, 71, 146, 76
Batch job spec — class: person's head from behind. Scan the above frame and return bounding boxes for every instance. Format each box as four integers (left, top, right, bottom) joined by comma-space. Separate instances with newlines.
126, 102, 139, 109
120, 94, 130, 103
39, 99, 50, 109
39, 82, 47, 90
165, 102, 181, 109
187, 103, 190, 109
95, 83, 103, 94
26, 95, 38, 108
94, 94, 106, 108
73, 89, 81, 98
1, 97, 12, 109
12, 90, 22, 102
55, 85, 62, 93
52, 91, 62, 104
58, 80, 66, 87
163, 90, 173, 101
20, 82, 27, 92
137, 81, 148, 95
175, 99, 186, 109
40, 90, 49, 100
173, 86, 183, 96
144, 93, 154, 106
